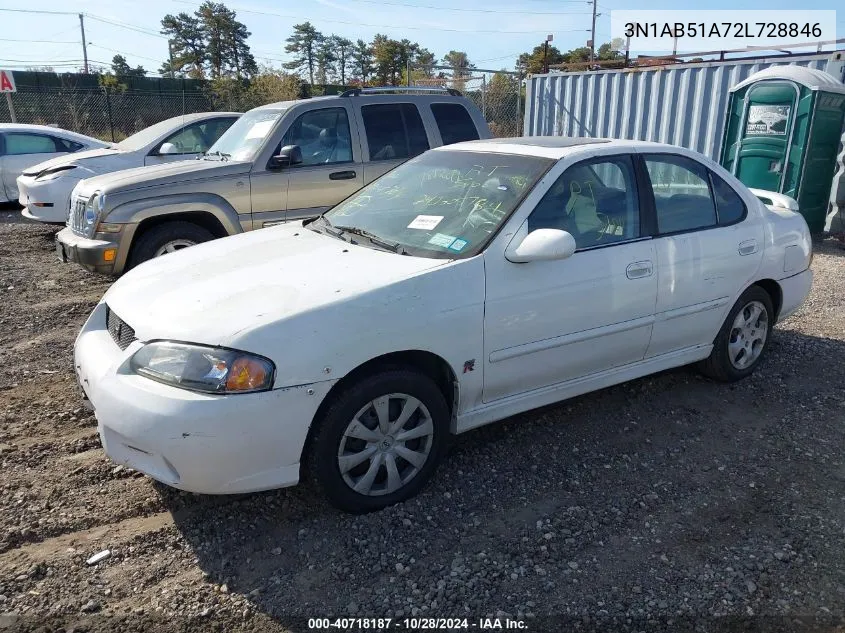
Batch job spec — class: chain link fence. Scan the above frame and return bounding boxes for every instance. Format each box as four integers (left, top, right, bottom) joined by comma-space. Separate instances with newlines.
412, 67, 524, 138
0, 87, 217, 142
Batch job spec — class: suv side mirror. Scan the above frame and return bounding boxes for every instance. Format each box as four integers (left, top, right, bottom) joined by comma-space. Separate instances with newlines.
157, 142, 180, 155
505, 228, 577, 263
268, 145, 302, 170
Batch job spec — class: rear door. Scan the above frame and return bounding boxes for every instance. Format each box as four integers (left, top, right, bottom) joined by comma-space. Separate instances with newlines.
353, 102, 431, 185
638, 152, 765, 358
429, 102, 482, 147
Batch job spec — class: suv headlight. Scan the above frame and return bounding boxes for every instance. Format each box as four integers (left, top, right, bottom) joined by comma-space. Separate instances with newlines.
129, 341, 275, 394
84, 192, 103, 226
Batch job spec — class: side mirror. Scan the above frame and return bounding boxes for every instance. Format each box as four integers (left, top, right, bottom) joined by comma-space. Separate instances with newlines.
157, 142, 180, 155
505, 228, 577, 263
268, 144, 302, 170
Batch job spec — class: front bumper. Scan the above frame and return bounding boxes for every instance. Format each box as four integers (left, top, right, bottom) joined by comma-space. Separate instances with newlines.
18, 177, 74, 224
57, 226, 127, 275
75, 302, 337, 494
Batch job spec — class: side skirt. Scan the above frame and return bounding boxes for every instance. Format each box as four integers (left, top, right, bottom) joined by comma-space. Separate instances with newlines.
455, 344, 712, 434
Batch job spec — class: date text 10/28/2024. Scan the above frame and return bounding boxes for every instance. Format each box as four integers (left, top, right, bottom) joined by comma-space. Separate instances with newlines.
308, 617, 529, 630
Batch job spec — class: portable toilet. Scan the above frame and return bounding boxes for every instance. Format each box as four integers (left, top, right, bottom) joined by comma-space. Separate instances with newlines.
720, 66, 845, 233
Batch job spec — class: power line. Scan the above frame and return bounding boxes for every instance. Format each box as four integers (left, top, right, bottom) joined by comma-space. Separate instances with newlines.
321, 0, 591, 15
89, 43, 164, 64
0, 7, 77, 15
84, 14, 167, 39
0, 38, 79, 43
172, 0, 588, 34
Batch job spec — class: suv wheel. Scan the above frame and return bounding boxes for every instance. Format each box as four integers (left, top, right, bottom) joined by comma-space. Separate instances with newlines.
307, 368, 450, 513
128, 221, 214, 269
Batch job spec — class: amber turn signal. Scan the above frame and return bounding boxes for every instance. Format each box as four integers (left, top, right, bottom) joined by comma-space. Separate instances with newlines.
226, 357, 269, 391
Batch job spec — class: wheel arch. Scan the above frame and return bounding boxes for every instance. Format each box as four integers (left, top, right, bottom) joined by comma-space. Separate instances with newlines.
752, 278, 783, 323
302, 350, 459, 470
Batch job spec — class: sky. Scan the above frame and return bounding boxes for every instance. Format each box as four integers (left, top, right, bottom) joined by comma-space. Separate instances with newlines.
0, 0, 841, 77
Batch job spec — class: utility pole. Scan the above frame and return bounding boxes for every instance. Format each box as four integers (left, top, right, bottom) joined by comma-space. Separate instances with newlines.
78, 13, 89, 73
589, 0, 598, 64
543, 34, 553, 73
168, 40, 175, 79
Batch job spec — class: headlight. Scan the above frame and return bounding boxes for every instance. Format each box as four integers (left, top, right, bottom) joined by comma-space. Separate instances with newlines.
84, 193, 98, 225
129, 341, 275, 394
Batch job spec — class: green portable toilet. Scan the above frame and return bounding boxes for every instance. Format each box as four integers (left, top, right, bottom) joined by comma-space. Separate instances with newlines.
720, 65, 845, 232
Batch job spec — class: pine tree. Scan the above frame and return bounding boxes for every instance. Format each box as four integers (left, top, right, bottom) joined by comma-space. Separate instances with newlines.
284, 22, 321, 85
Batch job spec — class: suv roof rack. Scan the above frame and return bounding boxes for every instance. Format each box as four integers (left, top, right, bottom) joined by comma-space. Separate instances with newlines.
339, 86, 463, 97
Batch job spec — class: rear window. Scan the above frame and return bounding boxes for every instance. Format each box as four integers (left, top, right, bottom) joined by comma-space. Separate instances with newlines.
430, 103, 479, 145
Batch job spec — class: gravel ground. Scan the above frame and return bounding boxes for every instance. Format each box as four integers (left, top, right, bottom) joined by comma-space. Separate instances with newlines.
1, 210, 844, 633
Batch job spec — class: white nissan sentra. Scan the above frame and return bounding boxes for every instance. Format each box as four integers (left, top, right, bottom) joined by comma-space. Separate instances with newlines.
74, 137, 813, 512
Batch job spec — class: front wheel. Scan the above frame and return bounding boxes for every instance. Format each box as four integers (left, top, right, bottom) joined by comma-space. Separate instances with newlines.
128, 221, 214, 270
698, 285, 774, 382
306, 369, 450, 513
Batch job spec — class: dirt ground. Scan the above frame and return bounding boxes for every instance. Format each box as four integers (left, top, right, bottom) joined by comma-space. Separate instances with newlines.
1, 210, 844, 633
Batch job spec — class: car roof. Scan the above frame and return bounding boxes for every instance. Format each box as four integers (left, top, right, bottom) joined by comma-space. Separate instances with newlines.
0, 123, 103, 143
439, 136, 695, 159
158, 111, 241, 124
252, 92, 471, 111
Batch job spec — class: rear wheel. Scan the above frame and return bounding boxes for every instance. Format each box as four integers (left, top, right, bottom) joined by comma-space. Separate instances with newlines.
307, 369, 450, 513
698, 285, 774, 382
128, 221, 214, 269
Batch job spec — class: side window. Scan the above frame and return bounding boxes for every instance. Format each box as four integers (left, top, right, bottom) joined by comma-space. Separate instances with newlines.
160, 121, 217, 155
430, 103, 479, 145
645, 154, 717, 234
361, 103, 428, 162
5, 133, 58, 155
528, 155, 640, 249
709, 171, 747, 226
282, 107, 352, 166
54, 137, 85, 153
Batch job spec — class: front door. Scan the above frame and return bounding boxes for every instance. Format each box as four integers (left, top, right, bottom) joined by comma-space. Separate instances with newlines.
483, 154, 658, 403
281, 106, 363, 223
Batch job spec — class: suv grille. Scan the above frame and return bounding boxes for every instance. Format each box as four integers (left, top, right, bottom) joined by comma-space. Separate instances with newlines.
106, 306, 137, 351
69, 196, 88, 235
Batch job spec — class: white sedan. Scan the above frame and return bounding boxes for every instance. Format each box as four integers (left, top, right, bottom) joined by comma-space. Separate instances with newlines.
17, 112, 239, 223
74, 137, 813, 512
0, 124, 107, 204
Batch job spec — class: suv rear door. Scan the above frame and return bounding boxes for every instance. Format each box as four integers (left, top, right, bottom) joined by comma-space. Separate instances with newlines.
352, 102, 431, 184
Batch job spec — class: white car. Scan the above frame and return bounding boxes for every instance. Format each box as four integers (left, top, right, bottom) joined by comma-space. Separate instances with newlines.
0, 124, 107, 205
74, 137, 813, 512
17, 112, 240, 223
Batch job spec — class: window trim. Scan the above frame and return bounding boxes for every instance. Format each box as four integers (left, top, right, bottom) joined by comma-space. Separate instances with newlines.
278, 106, 354, 169
637, 153, 720, 238
361, 102, 428, 163
708, 170, 748, 227
527, 152, 646, 253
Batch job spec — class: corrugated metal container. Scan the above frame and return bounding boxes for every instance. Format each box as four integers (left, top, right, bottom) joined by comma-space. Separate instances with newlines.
524, 52, 845, 160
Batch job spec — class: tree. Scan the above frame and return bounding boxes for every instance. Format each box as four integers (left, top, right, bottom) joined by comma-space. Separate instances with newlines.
442, 50, 473, 91
331, 36, 354, 85
315, 36, 336, 85
161, 12, 206, 78
111, 54, 146, 78
351, 39, 373, 84
516, 44, 564, 74
284, 22, 321, 85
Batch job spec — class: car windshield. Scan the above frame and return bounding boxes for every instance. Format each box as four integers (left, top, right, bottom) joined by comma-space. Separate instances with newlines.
321, 150, 553, 258
204, 108, 285, 162
116, 116, 194, 151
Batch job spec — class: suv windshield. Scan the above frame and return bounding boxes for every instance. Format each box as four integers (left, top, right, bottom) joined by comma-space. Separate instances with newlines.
321, 150, 553, 258
205, 108, 285, 161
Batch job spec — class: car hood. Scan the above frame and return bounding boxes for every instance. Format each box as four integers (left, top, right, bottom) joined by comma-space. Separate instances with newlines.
76, 159, 250, 196
103, 223, 449, 347
21, 147, 123, 177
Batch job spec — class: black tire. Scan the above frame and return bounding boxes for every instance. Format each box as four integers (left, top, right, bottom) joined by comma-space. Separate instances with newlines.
698, 285, 774, 382
127, 221, 215, 269
306, 368, 450, 513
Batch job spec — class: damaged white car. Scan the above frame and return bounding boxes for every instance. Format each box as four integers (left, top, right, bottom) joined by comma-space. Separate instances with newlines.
74, 137, 813, 512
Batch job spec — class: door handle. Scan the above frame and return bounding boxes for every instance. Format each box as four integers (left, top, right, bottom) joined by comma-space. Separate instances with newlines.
738, 239, 758, 256
626, 260, 653, 279
329, 170, 357, 180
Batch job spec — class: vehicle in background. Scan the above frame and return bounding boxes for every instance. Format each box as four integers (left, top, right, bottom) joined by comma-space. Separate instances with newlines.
73, 137, 812, 511
0, 124, 108, 204
56, 87, 490, 274
17, 113, 240, 223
